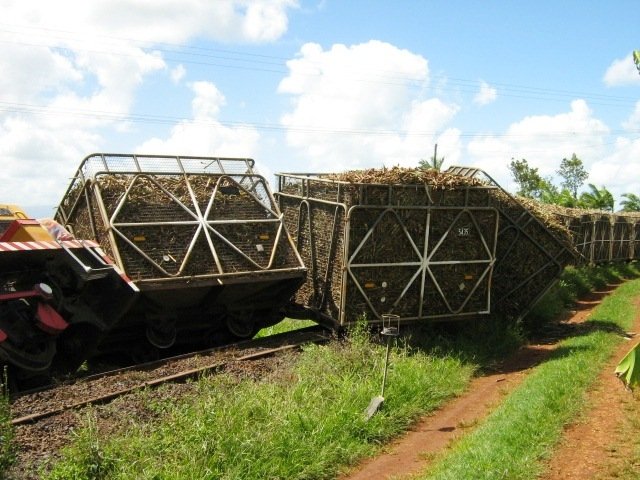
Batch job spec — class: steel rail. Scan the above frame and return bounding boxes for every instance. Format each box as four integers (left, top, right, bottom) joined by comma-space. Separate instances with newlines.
11, 327, 330, 426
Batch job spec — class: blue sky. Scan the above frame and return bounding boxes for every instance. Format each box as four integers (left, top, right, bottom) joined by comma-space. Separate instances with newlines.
1, 1, 639, 216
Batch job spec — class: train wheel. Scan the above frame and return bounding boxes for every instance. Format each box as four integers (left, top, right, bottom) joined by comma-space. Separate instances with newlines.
146, 322, 177, 349
226, 310, 256, 338
0, 300, 57, 373
0, 337, 57, 373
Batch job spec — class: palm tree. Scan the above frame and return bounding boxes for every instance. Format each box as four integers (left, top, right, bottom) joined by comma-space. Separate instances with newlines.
418, 144, 445, 171
620, 193, 640, 212
578, 184, 614, 211
540, 186, 578, 208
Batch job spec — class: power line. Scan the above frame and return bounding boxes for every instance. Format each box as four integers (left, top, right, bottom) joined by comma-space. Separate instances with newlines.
0, 23, 638, 108
1, 100, 638, 140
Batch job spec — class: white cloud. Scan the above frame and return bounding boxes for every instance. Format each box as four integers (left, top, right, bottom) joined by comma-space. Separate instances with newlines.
171, 64, 187, 84
467, 99, 610, 192
4, 1, 299, 44
622, 101, 640, 131
603, 53, 640, 86
136, 81, 260, 158
473, 81, 497, 106
0, 116, 103, 215
589, 136, 640, 206
278, 40, 461, 171
0, 1, 297, 214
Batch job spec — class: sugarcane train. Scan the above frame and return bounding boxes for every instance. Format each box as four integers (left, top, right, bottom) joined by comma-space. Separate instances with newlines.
1, 154, 638, 383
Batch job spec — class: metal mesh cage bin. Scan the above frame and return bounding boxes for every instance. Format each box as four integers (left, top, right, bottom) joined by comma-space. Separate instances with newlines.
634, 219, 640, 261
612, 216, 634, 262
55, 153, 306, 351
276, 166, 576, 327
528, 203, 586, 265
576, 214, 615, 264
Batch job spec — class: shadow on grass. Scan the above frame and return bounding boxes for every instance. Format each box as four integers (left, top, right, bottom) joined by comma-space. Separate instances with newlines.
384, 315, 630, 379
360, 266, 640, 380
570, 283, 623, 310
490, 343, 600, 375
532, 319, 630, 345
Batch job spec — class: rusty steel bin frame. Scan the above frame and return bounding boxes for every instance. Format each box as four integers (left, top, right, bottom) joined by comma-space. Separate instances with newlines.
277, 175, 499, 326
55, 153, 306, 349
277, 165, 575, 326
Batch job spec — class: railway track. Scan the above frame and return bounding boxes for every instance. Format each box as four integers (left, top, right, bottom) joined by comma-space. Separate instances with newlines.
10, 326, 331, 426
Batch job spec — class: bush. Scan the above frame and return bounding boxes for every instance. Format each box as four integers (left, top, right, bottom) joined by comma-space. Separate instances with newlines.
523, 263, 640, 334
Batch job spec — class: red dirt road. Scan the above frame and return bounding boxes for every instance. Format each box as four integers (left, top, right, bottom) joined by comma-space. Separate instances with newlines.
341, 285, 637, 480
542, 298, 640, 479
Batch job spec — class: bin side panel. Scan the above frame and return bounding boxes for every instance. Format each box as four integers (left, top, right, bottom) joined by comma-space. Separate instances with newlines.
344, 206, 497, 324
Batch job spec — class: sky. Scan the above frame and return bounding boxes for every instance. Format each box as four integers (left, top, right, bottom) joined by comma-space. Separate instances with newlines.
1, 0, 639, 217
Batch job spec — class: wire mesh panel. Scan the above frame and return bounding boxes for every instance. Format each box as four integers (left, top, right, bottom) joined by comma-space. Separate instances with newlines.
612, 216, 633, 261
634, 220, 640, 260
56, 154, 305, 285
592, 215, 614, 263
276, 174, 498, 324
443, 167, 576, 319
577, 214, 596, 263
277, 166, 577, 325
343, 205, 498, 324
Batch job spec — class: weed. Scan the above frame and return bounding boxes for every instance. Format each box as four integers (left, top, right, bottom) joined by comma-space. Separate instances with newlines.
254, 318, 316, 338
0, 366, 16, 474
46, 412, 116, 480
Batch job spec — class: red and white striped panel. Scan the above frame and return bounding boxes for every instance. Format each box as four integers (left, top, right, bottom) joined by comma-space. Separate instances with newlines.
0, 239, 99, 252
93, 246, 140, 292
0, 239, 140, 292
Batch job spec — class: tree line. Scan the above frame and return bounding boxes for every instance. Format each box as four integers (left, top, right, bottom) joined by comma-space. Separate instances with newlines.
508, 154, 640, 212
418, 146, 639, 212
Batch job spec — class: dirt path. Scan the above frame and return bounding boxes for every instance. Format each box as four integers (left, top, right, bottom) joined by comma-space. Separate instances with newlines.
341, 285, 626, 480
542, 299, 640, 479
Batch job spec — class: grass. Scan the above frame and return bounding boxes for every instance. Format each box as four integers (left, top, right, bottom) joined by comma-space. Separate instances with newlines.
44, 321, 479, 480
254, 318, 317, 338
523, 262, 639, 332
0, 367, 16, 472
420, 270, 640, 480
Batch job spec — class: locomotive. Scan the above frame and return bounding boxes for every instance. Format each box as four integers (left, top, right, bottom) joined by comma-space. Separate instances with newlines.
0, 204, 138, 382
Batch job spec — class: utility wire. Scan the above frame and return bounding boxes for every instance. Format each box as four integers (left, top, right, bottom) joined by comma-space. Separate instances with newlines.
0, 24, 637, 107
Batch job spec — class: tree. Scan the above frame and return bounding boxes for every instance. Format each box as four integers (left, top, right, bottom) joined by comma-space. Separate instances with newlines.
620, 193, 640, 212
540, 186, 578, 208
508, 158, 552, 199
579, 184, 614, 211
419, 144, 445, 171
634, 50, 640, 75
557, 154, 588, 199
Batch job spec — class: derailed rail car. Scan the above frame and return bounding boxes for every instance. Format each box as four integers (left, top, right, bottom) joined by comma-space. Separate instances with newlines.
276, 166, 577, 327
55, 153, 306, 359
0, 205, 138, 380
